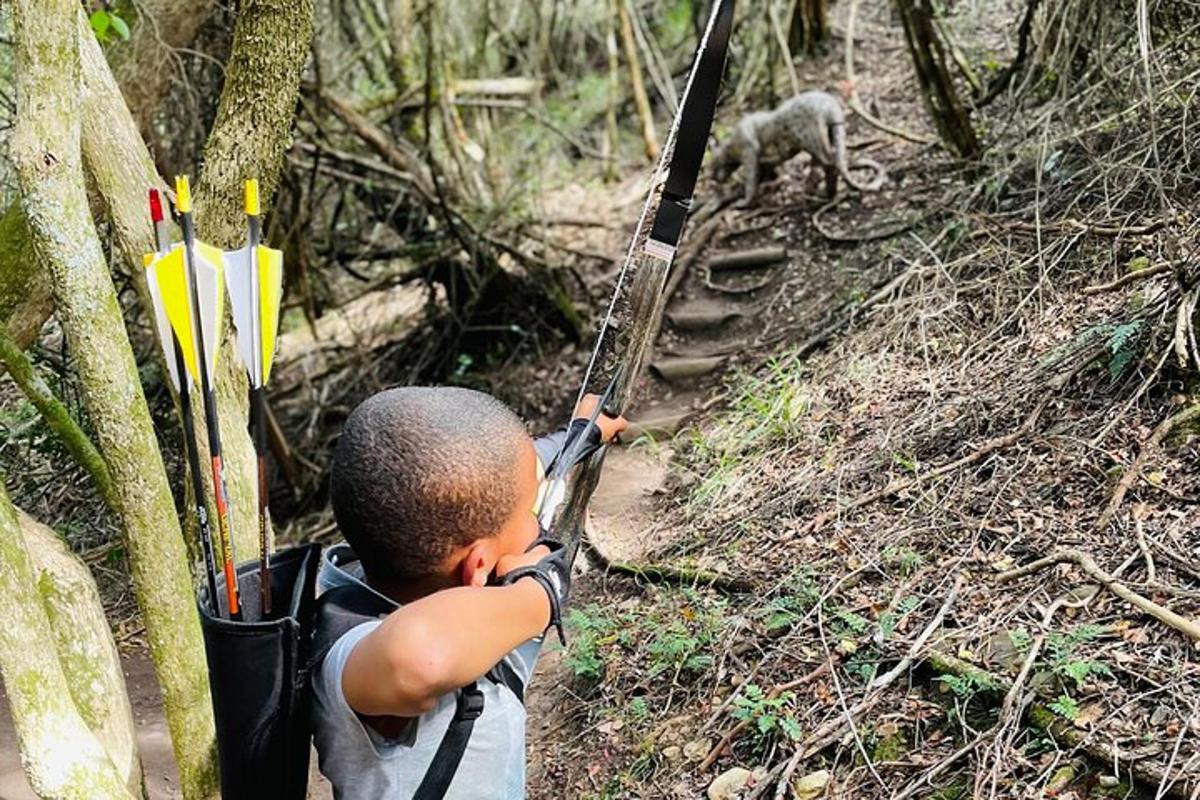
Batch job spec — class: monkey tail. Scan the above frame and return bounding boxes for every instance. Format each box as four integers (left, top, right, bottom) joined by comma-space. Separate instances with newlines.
833, 122, 886, 192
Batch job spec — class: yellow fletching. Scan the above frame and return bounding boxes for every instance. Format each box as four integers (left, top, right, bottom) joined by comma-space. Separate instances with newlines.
174, 175, 192, 214
244, 179, 260, 216
153, 247, 201, 382
143, 253, 154, 268
256, 245, 283, 383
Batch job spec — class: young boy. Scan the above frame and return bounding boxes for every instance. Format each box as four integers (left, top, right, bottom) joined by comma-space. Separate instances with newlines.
314, 385, 626, 799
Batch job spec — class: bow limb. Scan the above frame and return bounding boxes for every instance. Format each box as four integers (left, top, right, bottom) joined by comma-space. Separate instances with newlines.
547, 246, 676, 564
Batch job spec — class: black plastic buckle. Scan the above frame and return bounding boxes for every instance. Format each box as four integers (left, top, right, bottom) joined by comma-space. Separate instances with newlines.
456, 686, 485, 721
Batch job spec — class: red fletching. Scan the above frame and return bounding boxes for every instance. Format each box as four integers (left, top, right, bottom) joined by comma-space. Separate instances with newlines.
148, 188, 164, 224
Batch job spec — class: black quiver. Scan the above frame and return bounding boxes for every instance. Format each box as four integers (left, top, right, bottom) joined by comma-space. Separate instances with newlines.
197, 544, 322, 800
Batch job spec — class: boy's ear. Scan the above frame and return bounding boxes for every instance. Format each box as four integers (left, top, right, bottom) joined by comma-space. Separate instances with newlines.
459, 539, 497, 587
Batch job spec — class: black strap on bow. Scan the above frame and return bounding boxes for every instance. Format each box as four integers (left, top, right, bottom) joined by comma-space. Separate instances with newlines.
648, 0, 737, 253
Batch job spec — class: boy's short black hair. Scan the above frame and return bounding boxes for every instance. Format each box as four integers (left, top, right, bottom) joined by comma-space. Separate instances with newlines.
330, 386, 530, 581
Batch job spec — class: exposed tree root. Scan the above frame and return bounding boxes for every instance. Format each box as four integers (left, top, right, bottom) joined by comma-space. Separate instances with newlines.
1083, 261, 1174, 295
583, 535, 756, 594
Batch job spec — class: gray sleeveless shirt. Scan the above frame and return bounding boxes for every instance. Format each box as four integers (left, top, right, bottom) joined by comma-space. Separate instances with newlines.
312, 547, 542, 799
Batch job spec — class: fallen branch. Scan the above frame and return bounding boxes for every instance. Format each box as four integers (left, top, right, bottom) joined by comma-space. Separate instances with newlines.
1096, 402, 1200, 530
998, 548, 1200, 643
1082, 262, 1173, 295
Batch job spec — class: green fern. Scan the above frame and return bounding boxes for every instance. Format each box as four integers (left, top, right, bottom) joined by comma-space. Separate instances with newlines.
1048, 694, 1080, 720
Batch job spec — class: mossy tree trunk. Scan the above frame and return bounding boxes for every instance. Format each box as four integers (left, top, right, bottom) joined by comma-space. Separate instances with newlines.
10, 0, 218, 797
191, 0, 316, 563
0, 485, 134, 800
19, 511, 144, 797
787, 0, 829, 58
0, 0, 220, 363
894, 0, 980, 158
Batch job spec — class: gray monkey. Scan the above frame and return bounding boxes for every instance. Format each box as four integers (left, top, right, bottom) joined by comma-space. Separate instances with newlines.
711, 90, 885, 204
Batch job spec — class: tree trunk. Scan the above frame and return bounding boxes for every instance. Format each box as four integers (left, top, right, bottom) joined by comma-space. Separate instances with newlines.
0, 484, 134, 800
604, 4, 621, 180
0, 204, 52, 352
787, 0, 829, 58
10, 1, 219, 797
616, 0, 659, 161
894, 0, 980, 158
186, 0, 314, 564
19, 511, 144, 797
0, 0, 219, 363
387, 0, 418, 97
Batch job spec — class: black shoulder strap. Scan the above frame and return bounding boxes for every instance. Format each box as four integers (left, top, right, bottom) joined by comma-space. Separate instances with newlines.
309, 584, 397, 669
412, 682, 485, 800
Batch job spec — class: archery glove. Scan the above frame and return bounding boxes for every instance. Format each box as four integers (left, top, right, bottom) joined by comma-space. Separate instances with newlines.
501, 537, 570, 644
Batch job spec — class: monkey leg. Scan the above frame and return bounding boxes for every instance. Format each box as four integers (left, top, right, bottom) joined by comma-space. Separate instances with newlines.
741, 148, 761, 206
824, 165, 839, 198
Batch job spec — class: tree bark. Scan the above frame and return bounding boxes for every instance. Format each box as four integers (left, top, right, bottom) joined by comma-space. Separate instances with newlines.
787, 0, 829, 57
894, 0, 980, 158
0, 204, 52, 352
19, 511, 144, 797
10, 1, 219, 797
0, 484, 134, 800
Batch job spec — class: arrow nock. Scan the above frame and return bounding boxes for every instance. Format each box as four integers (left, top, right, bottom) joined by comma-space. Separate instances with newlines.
244, 179, 260, 217
174, 175, 192, 214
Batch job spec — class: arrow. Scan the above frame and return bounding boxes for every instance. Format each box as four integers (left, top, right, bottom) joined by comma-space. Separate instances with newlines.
145, 188, 221, 614
153, 175, 242, 620
224, 179, 283, 616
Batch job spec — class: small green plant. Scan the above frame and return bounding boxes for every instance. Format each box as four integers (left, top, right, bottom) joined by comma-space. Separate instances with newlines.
938, 670, 995, 699
1007, 627, 1034, 652
1106, 320, 1145, 380
645, 605, 720, 677
830, 607, 871, 636
883, 546, 924, 577
878, 596, 921, 640
1048, 693, 1080, 720
758, 569, 820, 632
89, 9, 131, 42
564, 606, 618, 682
732, 683, 803, 742
1045, 624, 1112, 690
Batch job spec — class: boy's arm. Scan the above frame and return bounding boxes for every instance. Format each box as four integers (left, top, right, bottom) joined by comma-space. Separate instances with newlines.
341, 576, 550, 718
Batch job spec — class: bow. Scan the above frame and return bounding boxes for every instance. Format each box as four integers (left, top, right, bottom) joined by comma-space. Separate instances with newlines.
540, 0, 736, 562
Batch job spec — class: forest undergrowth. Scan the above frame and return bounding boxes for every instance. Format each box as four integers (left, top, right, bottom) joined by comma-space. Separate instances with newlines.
527, 2, 1200, 799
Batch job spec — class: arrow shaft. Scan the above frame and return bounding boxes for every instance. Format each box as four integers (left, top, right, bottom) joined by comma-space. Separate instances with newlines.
181, 211, 242, 620
153, 215, 221, 612
246, 211, 273, 616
